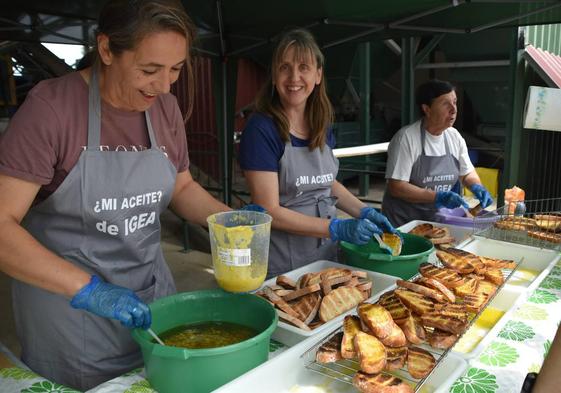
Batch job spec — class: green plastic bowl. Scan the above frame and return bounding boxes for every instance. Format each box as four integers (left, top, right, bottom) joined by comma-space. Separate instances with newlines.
340, 232, 434, 280
131, 289, 278, 393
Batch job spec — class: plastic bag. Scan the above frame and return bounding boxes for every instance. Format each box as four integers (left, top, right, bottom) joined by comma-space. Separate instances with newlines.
504, 186, 526, 215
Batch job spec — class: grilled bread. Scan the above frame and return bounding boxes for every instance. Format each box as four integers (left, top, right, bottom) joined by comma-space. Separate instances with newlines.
429, 328, 459, 349
484, 268, 504, 286
342, 315, 362, 359
319, 286, 366, 322
379, 323, 407, 348
352, 371, 414, 393
479, 256, 517, 269
426, 227, 449, 239
354, 331, 387, 374
433, 303, 468, 323
396, 280, 445, 303
316, 332, 343, 363
463, 292, 488, 313
436, 250, 475, 274
407, 346, 436, 379
536, 219, 561, 232
474, 280, 498, 298
453, 276, 479, 297
291, 292, 321, 324
420, 311, 467, 335
385, 346, 408, 371
415, 277, 456, 303
378, 291, 411, 323
276, 275, 297, 289
528, 230, 561, 243
409, 223, 434, 237
444, 248, 483, 270
396, 315, 426, 345
429, 235, 456, 245
358, 303, 396, 340
394, 289, 435, 315
419, 263, 465, 288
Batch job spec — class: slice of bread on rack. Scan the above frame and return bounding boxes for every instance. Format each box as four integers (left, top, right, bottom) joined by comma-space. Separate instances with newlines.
354, 331, 387, 374
352, 371, 413, 393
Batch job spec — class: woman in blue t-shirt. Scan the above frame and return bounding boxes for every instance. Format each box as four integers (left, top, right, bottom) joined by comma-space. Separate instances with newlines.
239, 29, 397, 278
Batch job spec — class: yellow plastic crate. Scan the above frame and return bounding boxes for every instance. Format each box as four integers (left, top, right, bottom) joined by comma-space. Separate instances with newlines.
464, 167, 499, 198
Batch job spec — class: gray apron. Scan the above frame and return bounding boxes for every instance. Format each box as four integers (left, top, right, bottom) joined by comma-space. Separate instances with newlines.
267, 141, 339, 278
382, 123, 460, 227
12, 68, 177, 391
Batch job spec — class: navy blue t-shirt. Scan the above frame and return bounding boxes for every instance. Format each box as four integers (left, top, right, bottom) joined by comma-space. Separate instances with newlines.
239, 112, 336, 172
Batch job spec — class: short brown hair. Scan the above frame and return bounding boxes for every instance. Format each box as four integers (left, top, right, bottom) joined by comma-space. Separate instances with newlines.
96, 0, 197, 119
255, 29, 333, 150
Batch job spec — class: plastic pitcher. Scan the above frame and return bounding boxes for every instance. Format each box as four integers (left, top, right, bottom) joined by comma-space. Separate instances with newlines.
207, 211, 272, 292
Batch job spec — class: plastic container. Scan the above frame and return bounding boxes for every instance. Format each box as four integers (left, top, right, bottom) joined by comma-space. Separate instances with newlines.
131, 289, 278, 393
207, 211, 272, 292
435, 207, 499, 228
340, 233, 434, 280
262, 260, 399, 346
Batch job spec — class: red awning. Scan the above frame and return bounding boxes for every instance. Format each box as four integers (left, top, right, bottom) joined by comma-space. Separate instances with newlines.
524, 44, 561, 88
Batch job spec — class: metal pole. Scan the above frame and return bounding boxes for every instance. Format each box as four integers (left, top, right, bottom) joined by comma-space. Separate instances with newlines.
416, 60, 510, 69
401, 37, 415, 126
358, 42, 371, 197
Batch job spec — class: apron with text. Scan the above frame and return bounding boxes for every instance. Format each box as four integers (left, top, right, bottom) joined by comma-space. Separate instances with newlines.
382, 124, 460, 227
12, 68, 177, 391
267, 141, 339, 278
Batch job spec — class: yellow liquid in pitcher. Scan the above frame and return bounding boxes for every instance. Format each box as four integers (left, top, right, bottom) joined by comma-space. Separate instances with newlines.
212, 224, 266, 292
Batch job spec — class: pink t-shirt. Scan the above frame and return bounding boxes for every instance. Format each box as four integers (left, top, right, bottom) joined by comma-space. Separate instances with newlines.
0, 71, 189, 204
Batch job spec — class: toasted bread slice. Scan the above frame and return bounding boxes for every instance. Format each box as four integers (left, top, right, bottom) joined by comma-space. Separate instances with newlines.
276, 275, 297, 289
291, 292, 321, 324
319, 286, 366, 322
463, 292, 488, 313
394, 289, 435, 315
379, 323, 407, 348
396, 279, 445, 303
429, 328, 458, 349
528, 230, 561, 243
354, 331, 387, 374
479, 256, 517, 269
385, 346, 408, 371
436, 250, 474, 274
475, 280, 498, 298
409, 223, 434, 237
316, 332, 343, 363
415, 277, 455, 303
358, 303, 395, 340
445, 248, 486, 273
341, 315, 362, 359
430, 236, 456, 245
453, 276, 479, 297
419, 263, 465, 288
407, 346, 436, 379
426, 227, 449, 239
396, 315, 425, 345
484, 268, 504, 286
420, 311, 467, 335
353, 372, 413, 393
433, 303, 469, 323
378, 291, 410, 323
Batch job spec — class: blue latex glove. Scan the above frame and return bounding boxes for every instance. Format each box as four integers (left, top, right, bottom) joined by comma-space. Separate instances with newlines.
70, 275, 151, 329
239, 203, 266, 213
329, 218, 381, 245
469, 184, 493, 209
435, 191, 469, 209
359, 207, 398, 234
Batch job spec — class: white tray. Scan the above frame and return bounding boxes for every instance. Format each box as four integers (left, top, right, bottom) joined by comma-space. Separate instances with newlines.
398, 219, 475, 247
262, 260, 399, 347
216, 324, 468, 393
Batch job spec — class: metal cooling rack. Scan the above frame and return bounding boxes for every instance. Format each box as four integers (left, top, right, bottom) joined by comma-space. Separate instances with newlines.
299, 261, 521, 392
474, 197, 561, 252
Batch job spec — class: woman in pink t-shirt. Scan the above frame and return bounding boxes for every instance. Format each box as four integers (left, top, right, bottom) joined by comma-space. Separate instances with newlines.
0, 0, 233, 390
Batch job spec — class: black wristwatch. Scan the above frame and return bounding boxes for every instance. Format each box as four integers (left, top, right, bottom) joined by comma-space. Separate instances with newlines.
521, 372, 538, 393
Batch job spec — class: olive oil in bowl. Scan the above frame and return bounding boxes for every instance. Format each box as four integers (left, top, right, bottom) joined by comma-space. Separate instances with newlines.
159, 321, 258, 349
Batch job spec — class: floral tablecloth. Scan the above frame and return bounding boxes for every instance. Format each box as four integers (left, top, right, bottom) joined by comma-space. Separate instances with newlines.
3, 261, 561, 393
449, 261, 561, 393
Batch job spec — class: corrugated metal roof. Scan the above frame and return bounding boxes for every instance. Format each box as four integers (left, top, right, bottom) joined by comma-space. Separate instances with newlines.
524, 44, 561, 88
